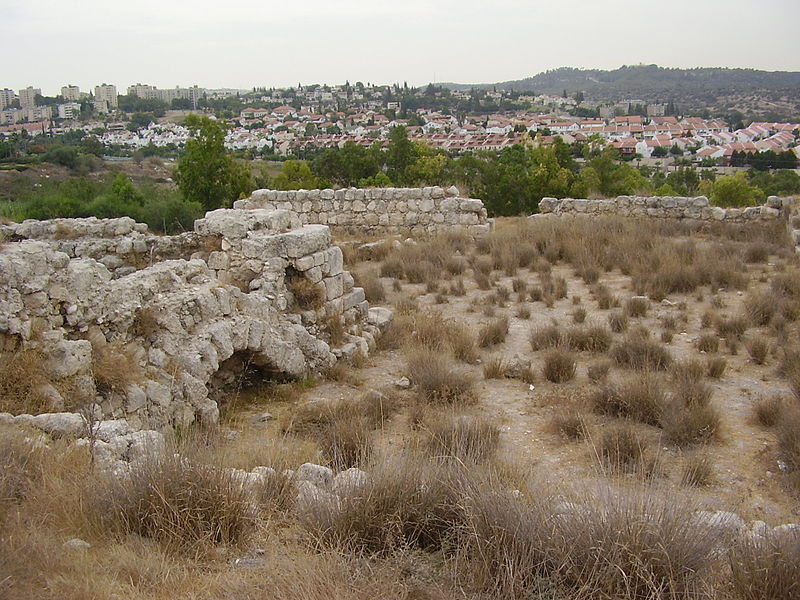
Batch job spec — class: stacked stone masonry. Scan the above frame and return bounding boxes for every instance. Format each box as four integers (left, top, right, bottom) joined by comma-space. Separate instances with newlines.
537, 195, 790, 222
233, 185, 492, 235
0, 210, 390, 432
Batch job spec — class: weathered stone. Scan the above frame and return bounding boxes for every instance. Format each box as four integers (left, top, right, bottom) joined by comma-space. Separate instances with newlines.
295, 462, 334, 488
31, 412, 85, 439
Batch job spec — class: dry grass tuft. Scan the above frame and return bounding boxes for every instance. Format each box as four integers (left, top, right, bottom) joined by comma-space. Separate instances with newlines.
482, 357, 507, 379
697, 333, 720, 353
542, 348, 577, 383
92, 341, 142, 398
729, 529, 800, 600
287, 274, 326, 311
608, 310, 629, 333
611, 335, 672, 370
624, 296, 649, 318
92, 452, 257, 557
0, 348, 52, 415
746, 335, 770, 365
753, 396, 785, 428
356, 271, 386, 303
300, 456, 469, 555
550, 412, 588, 441
706, 356, 727, 379
419, 415, 501, 464
595, 423, 660, 477
478, 316, 509, 348
406, 349, 476, 405
587, 360, 611, 382
565, 325, 612, 353
529, 323, 562, 351
591, 374, 665, 426
680, 452, 714, 487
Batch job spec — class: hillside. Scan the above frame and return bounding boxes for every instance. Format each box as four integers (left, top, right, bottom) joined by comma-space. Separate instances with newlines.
442, 65, 800, 117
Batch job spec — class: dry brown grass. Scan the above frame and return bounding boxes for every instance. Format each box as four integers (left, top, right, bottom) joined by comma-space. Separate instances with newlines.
92, 451, 257, 557
729, 529, 800, 600
746, 335, 770, 365
529, 323, 562, 351
753, 395, 785, 428
624, 296, 649, 318
478, 316, 509, 348
406, 349, 477, 405
680, 452, 714, 487
697, 333, 720, 353
482, 356, 507, 379
0, 348, 52, 415
299, 455, 469, 555
550, 412, 588, 441
610, 334, 672, 370
595, 423, 661, 477
91, 340, 143, 399
608, 310, 629, 333
706, 356, 727, 379
542, 348, 577, 383
591, 373, 665, 426
564, 324, 612, 353
356, 270, 386, 303
286, 274, 326, 311
418, 415, 501, 464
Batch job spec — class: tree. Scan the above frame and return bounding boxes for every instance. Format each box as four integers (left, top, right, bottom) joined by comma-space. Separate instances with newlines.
385, 125, 418, 184
270, 160, 322, 190
703, 172, 764, 207
173, 115, 252, 210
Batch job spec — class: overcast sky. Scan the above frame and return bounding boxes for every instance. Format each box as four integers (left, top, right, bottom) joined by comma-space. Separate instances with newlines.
3, 0, 798, 96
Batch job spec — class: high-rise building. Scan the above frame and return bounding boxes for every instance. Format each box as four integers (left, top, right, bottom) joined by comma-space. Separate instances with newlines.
0, 88, 15, 109
61, 85, 81, 101
94, 83, 118, 109
19, 86, 41, 108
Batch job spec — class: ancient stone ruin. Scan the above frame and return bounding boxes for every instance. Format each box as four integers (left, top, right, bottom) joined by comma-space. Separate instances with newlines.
0, 208, 394, 434
537, 194, 790, 222
234, 185, 492, 235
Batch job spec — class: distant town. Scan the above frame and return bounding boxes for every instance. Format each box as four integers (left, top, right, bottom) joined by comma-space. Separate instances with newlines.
1, 81, 798, 167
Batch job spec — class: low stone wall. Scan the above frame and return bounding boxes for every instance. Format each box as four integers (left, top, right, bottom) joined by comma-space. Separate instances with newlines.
538, 195, 787, 222
0, 210, 391, 432
233, 185, 492, 235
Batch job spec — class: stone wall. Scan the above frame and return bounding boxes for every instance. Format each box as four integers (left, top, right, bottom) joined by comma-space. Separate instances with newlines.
538, 195, 788, 222
233, 185, 492, 235
0, 210, 390, 432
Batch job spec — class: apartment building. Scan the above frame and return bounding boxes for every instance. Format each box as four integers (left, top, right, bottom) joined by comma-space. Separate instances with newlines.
0, 88, 15, 109
94, 83, 118, 108
61, 85, 81, 101
18, 86, 41, 108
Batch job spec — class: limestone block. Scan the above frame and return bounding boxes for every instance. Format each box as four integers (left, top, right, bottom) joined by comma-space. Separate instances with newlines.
419, 197, 434, 212
342, 287, 365, 311
45, 339, 92, 379
326, 246, 343, 276
294, 255, 316, 271
341, 271, 354, 292
279, 225, 331, 258
305, 266, 323, 283
445, 185, 459, 197
323, 274, 344, 300
125, 384, 147, 413
207, 251, 229, 270
30, 412, 85, 439
459, 199, 484, 213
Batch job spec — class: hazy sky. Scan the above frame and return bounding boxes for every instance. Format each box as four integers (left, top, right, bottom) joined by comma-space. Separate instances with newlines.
3, 0, 798, 95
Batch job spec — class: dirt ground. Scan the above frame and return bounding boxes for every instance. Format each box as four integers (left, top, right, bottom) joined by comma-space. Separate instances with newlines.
224, 218, 800, 528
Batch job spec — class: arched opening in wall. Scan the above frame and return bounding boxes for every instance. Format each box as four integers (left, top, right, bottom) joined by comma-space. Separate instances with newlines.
284, 266, 325, 311
209, 350, 288, 417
